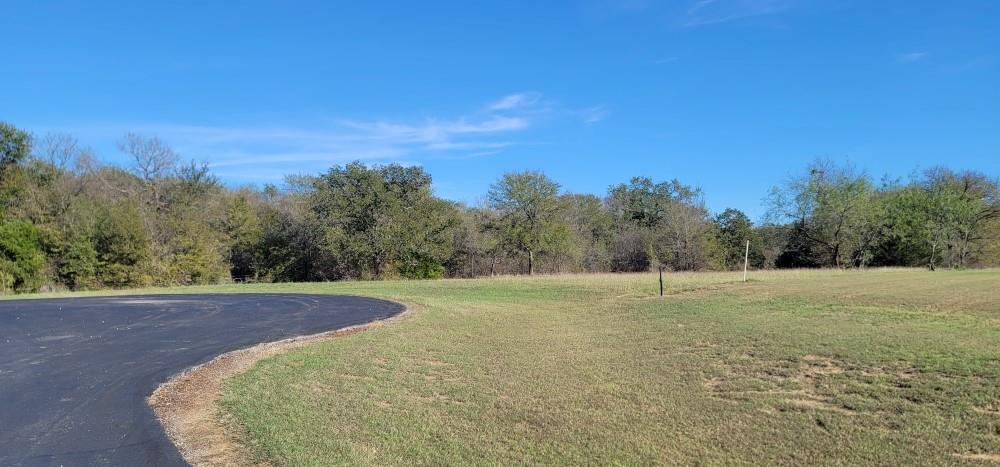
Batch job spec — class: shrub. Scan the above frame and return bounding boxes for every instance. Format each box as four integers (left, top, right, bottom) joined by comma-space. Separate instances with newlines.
0, 220, 46, 292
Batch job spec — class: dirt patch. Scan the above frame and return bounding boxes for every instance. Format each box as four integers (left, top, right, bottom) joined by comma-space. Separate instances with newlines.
974, 403, 1000, 416
704, 376, 725, 391
148, 302, 418, 467
954, 453, 1000, 463
782, 396, 855, 415
705, 354, 860, 415
801, 355, 846, 376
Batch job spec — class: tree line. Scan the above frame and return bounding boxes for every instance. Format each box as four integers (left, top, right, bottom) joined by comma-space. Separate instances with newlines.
0, 122, 997, 293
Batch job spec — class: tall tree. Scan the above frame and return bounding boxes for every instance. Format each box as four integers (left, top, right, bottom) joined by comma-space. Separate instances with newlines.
563, 193, 613, 272
0, 220, 46, 292
712, 208, 765, 270
0, 122, 31, 180
224, 192, 264, 281
608, 176, 713, 271
767, 160, 879, 267
118, 133, 179, 222
0, 122, 32, 216
487, 171, 570, 275
311, 162, 457, 279
886, 168, 1000, 269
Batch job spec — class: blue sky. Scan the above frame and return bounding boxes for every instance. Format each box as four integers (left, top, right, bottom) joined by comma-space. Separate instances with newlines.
2, 1, 998, 219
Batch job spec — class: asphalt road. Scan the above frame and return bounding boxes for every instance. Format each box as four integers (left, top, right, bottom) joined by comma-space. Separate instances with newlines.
0, 294, 404, 466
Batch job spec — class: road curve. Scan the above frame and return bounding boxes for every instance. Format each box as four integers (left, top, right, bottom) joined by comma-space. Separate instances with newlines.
0, 294, 404, 466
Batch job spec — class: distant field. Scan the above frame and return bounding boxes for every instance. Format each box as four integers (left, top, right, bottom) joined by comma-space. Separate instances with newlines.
13, 269, 1000, 464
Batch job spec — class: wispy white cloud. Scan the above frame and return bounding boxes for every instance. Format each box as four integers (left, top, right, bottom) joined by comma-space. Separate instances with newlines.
105, 96, 545, 178
170, 116, 528, 173
424, 141, 514, 151
49, 92, 604, 182
488, 92, 543, 111
339, 115, 528, 143
206, 149, 405, 169
582, 106, 609, 124
684, 0, 786, 27
896, 52, 927, 63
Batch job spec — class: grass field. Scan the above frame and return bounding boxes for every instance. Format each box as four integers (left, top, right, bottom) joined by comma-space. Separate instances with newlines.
13, 269, 1000, 464
211, 269, 1000, 465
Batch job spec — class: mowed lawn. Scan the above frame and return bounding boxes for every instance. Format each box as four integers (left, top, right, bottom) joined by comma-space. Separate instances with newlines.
204, 269, 1000, 465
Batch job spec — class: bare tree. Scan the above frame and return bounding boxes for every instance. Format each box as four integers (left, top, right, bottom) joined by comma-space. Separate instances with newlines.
35, 133, 84, 171
31, 133, 92, 218
118, 133, 178, 212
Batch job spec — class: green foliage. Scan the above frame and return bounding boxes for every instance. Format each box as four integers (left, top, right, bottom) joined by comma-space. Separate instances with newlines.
93, 202, 153, 287
486, 171, 571, 274
768, 161, 1000, 269
609, 225, 653, 272
0, 122, 31, 179
0, 122, 33, 217
444, 207, 504, 277
0, 220, 46, 292
563, 193, 613, 272
310, 162, 458, 279
608, 177, 696, 228
767, 160, 879, 267
398, 254, 445, 279
224, 193, 264, 281
255, 199, 334, 282
608, 176, 712, 270
882, 168, 1000, 269
711, 208, 766, 270
58, 234, 100, 290
165, 220, 228, 285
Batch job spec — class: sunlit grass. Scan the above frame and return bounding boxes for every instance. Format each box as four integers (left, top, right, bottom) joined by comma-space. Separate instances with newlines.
206, 269, 1000, 465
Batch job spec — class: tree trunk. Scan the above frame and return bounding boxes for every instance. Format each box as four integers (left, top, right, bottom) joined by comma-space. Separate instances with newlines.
372, 251, 382, 279
527, 249, 534, 275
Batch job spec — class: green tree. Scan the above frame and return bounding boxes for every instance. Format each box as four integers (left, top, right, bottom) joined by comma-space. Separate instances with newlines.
885, 168, 1000, 269
608, 177, 683, 228
158, 163, 228, 285
0, 122, 32, 217
224, 192, 263, 281
712, 208, 765, 270
93, 202, 153, 287
924, 169, 999, 268
563, 193, 613, 272
312, 162, 458, 279
608, 176, 713, 270
486, 171, 570, 275
0, 220, 46, 292
0, 122, 31, 179
445, 207, 503, 277
767, 160, 879, 267
257, 197, 334, 282
58, 235, 100, 290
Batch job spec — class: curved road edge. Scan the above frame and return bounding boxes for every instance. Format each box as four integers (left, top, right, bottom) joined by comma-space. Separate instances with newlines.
149, 300, 418, 466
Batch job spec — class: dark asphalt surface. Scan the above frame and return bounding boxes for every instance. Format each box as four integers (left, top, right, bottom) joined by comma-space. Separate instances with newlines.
0, 294, 404, 466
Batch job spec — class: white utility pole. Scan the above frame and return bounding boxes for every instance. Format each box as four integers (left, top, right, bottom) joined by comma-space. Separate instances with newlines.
743, 240, 750, 282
